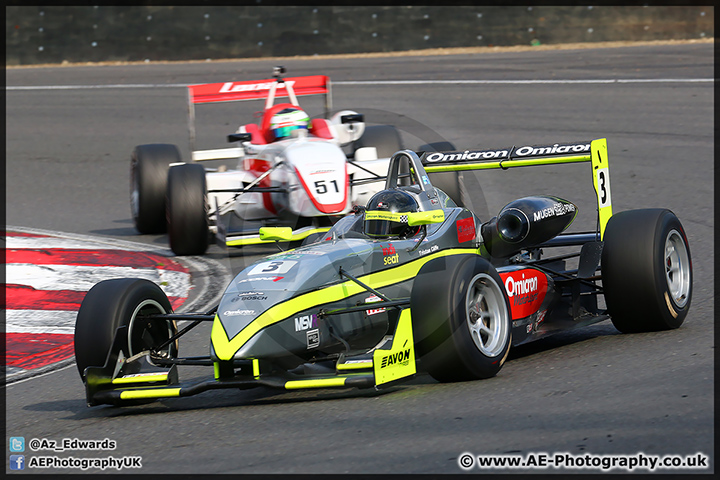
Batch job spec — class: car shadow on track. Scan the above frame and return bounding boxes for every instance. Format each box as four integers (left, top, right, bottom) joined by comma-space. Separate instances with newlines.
25, 383, 407, 419
21, 323, 622, 419
507, 321, 620, 361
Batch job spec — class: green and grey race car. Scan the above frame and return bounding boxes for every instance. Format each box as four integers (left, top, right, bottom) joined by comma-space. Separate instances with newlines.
75, 138, 692, 406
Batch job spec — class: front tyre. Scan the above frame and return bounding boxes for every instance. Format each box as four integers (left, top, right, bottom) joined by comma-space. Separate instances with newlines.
130, 144, 181, 234
167, 163, 209, 256
602, 209, 692, 333
411, 255, 512, 382
74, 278, 177, 381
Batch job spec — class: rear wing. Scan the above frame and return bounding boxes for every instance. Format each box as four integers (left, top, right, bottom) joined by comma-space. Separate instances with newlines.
420, 139, 613, 239
187, 75, 332, 154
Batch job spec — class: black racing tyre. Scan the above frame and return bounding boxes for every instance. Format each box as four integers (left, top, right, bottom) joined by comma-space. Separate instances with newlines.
602, 209, 692, 333
353, 125, 403, 158
418, 141, 467, 208
74, 278, 177, 380
411, 254, 512, 382
167, 163, 209, 256
130, 144, 181, 234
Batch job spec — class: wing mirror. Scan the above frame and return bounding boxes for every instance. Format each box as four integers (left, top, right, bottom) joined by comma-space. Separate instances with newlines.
407, 210, 445, 226
259, 227, 293, 241
228, 133, 252, 143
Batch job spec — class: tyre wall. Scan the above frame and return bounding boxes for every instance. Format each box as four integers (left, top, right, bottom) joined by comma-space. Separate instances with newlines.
5, 5, 714, 66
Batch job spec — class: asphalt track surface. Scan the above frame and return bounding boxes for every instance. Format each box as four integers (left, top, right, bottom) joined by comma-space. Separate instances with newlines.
5, 42, 714, 474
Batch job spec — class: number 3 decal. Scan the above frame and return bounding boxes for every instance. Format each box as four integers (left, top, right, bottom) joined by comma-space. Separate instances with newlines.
248, 260, 297, 275
595, 167, 611, 208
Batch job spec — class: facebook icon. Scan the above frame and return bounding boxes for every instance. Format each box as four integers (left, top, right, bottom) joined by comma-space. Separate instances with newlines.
10, 454, 25, 470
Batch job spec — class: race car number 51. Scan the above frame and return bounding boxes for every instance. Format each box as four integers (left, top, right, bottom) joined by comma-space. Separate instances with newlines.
248, 260, 297, 275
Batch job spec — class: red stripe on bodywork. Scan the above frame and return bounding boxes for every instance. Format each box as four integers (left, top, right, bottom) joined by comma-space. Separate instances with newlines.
2, 332, 74, 369
6, 249, 188, 272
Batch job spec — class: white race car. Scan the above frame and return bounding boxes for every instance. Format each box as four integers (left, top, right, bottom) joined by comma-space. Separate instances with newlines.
130, 67, 462, 255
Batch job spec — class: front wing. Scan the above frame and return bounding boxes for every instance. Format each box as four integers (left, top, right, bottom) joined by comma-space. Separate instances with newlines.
83, 309, 415, 406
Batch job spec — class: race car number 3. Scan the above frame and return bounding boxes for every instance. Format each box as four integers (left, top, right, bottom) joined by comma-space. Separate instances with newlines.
595, 167, 611, 208
248, 260, 297, 275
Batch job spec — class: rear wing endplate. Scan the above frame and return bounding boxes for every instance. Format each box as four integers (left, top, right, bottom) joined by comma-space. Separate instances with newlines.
421, 139, 613, 239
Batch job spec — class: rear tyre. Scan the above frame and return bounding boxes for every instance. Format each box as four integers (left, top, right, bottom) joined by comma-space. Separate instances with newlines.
419, 141, 467, 208
167, 163, 209, 256
130, 144, 181, 234
411, 255, 512, 382
353, 125, 403, 158
74, 278, 177, 380
602, 209, 692, 333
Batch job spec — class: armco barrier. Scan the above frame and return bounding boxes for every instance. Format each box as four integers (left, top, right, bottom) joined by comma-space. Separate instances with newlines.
5, 6, 714, 66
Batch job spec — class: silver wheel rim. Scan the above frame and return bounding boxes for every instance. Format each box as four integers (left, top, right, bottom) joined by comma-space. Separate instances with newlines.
664, 229, 691, 308
466, 273, 510, 357
127, 299, 171, 357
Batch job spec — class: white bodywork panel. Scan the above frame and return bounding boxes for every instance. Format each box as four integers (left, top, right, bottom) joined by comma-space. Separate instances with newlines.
203, 133, 390, 227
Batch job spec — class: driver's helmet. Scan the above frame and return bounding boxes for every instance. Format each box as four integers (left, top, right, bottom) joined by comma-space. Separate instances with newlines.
269, 107, 310, 140
363, 189, 420, 239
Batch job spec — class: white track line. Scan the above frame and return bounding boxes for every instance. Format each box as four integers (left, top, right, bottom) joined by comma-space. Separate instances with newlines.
5, 78, 713, 91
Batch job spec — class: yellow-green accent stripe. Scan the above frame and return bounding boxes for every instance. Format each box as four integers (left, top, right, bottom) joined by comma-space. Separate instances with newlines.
111, 373, 168, 385
365, 211, 407, 222
336, 360, 373, 371
226, 227, 331, 247
211, 248, 478, 360
590, 138, 612, 240
119, 387, 181, 400
424, 154, 590, 173
373, 309, 416, 385
284, 377, 349, 389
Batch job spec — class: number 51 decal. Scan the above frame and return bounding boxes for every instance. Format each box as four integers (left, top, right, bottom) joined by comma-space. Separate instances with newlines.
314, 180, 340, 195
